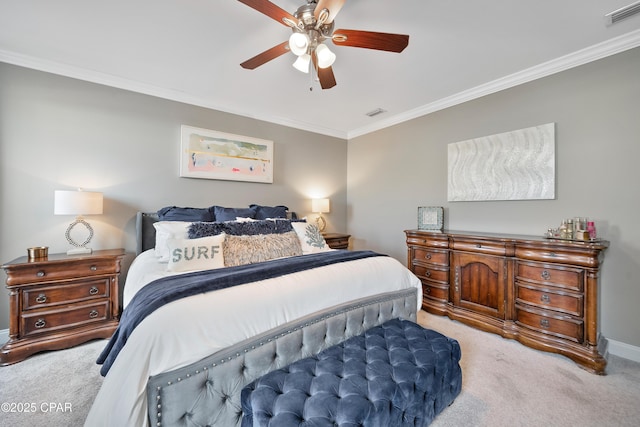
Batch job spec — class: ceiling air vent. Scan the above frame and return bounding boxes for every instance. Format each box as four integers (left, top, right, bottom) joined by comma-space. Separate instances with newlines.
365, 108, 387, 117
605, 1, 640, 25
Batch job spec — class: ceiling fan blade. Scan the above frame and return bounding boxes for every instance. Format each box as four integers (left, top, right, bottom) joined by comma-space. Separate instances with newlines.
312, 51, 337, 89
332, 29, 409, 53
314, 0, 346, 24
237, 0, 299, 27
240, 41, 290, 69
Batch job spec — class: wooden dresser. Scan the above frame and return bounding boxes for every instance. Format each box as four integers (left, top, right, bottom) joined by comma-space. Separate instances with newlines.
1, 249, 125, 365
405, 230, 609, 374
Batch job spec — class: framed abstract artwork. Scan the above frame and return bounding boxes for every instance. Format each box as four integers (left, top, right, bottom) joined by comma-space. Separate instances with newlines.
180, 125, 273, 183
448, 123, 555, 201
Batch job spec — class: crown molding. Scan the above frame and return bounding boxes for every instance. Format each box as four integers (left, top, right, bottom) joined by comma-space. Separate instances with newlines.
348, 28, 640, 139
2, 29, 639, 141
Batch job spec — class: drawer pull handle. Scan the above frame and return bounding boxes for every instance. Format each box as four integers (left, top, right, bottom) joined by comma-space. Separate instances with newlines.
425, 287, 431, 294
36, 270, 46, 277
35, 294, 47, 303
89, 310, 99, 319
541, 294, 550, 304
540, 319, 550, 328
35, 319, 46, 328
90, 265, 98, 271
549, 252, 557, 257
425, 270, 431, 278
425, 253, 432, 260
89, 286, 99, 295
541, 270, 551, 280
476, 244, 482, 248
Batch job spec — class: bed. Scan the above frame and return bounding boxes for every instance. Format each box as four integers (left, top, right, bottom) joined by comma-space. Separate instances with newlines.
85, 206, 422, 427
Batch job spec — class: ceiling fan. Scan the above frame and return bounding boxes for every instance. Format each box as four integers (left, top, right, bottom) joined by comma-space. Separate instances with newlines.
238, 0, 410, 89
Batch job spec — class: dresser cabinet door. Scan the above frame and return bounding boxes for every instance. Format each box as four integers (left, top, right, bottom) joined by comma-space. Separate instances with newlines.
452, 252, 506, 319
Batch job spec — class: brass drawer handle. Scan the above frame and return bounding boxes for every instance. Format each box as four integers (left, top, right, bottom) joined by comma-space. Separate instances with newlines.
476, 244, 482, 248
35, 293, 47, 303
541, 270, 551, 280
425, 253, 432, 260
425, 270, 431, 278
89, 286, 99, 295
89, 310, 99, 319
36, 270, 46, 278
425, 287, 431, 294
35, 319, 46, 328
90, 265, 98, 271
541, 294, 550, 304
540, 318, 550, 328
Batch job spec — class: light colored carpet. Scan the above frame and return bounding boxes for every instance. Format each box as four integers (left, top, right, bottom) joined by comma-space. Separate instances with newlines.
0, 311, 639, 426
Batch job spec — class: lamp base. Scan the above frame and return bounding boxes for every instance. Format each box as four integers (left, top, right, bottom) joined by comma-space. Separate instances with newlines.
67, 247, 92, 255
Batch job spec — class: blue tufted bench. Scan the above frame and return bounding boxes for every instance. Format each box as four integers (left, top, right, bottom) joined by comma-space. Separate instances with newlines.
241, 318, 462, 426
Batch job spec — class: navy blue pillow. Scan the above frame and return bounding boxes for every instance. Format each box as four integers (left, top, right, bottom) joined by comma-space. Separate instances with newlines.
210, 206, 257, 222
157, 206, 214, 222
250, 205, 288, 220
189, 219, 294, 238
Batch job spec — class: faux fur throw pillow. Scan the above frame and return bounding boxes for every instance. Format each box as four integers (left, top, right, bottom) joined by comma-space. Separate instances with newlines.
223, 231, 302, 267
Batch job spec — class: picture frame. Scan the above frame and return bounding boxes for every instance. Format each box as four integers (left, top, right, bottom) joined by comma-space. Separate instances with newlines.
180, 125, 273, 183
418, 206, 444, 231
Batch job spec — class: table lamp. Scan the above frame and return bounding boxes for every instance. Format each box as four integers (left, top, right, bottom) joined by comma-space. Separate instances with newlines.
54, 189, 103, 254
311, 198, 330, 232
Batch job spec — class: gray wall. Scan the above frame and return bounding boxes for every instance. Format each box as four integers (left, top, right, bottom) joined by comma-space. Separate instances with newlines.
0, 63, 347, 331
347, 47, 640, 350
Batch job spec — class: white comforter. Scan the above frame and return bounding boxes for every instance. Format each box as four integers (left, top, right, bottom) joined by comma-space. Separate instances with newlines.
85, 250, 421, 427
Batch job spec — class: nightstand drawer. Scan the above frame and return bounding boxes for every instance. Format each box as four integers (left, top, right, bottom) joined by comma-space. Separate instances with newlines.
515, 305, 583, 343
413, 249, 448, 266
21, 301, 110, 337
515, 283, 583, 317
6, 258, 119, 286
22, 278, 110, 311
516, 262, 583, 291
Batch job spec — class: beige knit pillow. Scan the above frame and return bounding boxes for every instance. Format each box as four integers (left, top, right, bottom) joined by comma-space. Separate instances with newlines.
223, 231, 303, 267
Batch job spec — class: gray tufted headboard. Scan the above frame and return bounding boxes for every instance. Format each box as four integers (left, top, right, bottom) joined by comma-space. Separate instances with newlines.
135, 210, 299, 255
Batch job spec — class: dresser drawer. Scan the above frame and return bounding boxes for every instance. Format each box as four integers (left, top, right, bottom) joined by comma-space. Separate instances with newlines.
407, 235, 449, 249
515, 305, 583, 343
515, 246, 603, 268
22, 278, 110, 311
413, 265, 448, 282
423, 282, 449, 302
413, 249, 448, 266
452, 239, 507, 256
515, 283, 583, 317
21, 301, 110, 337
6, 258, 119, 286
516, 262, 583, 291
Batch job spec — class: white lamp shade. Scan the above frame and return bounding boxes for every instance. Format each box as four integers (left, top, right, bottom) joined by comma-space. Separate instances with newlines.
289, 32, 309, 56
315, 43, 336, 68
54, 190, 103, 215
293, 54, 311, 73
311, 198, 330, 213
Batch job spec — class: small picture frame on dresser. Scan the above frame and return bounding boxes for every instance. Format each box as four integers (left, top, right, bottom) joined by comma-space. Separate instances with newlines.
418, 206, 444, 231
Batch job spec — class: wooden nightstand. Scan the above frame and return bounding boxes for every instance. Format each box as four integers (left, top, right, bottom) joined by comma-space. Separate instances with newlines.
323, 233, 351, 250
0, 248, 125, 365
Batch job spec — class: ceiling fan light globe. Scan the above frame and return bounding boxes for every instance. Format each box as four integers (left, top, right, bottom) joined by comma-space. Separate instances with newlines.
289, 32, 309, 56
293, 54, 311, 73
316, 43, 336, 68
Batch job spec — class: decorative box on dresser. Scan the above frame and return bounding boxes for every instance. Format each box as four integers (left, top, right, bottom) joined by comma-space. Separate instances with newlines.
1, 249, 125, 365
405, 230, 609, 374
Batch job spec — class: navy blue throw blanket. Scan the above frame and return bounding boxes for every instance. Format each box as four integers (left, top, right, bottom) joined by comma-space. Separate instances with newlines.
97, 250, 385, 376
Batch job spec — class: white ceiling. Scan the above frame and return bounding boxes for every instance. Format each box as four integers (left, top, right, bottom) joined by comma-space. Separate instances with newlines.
1, 1, 639, 139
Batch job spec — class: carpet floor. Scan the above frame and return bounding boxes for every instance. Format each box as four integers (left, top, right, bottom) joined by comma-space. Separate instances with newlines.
0, 311, 638, 426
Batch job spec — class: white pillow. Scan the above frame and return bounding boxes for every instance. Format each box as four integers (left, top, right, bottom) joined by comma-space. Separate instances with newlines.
291, 222, 331, 254
153, 221, 191, 262
166, 234, 226, 273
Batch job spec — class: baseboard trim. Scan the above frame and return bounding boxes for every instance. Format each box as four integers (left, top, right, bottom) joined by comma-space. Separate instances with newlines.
0, 328, 8, 346
606, 338, 640, 363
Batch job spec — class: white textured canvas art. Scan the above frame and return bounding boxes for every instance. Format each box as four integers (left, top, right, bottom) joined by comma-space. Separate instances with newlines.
448, 123, 555, 201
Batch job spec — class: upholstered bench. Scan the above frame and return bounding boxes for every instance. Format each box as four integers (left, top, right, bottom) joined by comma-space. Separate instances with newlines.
241, 318, 462, 426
